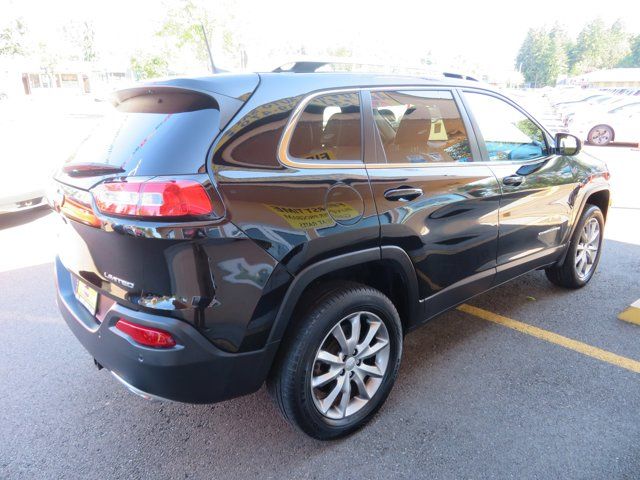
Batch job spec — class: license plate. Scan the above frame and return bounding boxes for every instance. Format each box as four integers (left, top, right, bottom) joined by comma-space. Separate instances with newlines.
74, 278, 98, 316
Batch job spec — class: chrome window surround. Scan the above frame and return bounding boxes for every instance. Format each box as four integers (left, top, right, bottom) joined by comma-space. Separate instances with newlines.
460, 89, 552, 163
277, 86, 556, 169
277, 88, 365, 169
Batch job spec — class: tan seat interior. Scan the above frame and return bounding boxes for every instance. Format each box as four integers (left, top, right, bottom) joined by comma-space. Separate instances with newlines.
385, 105, 454, 163
289, 108, 362, 161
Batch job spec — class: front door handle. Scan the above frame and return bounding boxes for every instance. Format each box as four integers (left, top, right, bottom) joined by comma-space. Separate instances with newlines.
383, 187, 423, 202
503, 175, 525, 187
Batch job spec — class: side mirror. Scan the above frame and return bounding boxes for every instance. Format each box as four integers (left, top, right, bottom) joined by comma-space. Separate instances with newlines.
555, 132, 581, 156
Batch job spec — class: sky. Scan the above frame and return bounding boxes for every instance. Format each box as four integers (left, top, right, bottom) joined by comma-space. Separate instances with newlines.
3, 0, 640, 75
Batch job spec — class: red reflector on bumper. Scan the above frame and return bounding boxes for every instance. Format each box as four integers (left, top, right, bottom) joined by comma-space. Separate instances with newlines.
61, 196, 102, 227
115, 319, 176, 348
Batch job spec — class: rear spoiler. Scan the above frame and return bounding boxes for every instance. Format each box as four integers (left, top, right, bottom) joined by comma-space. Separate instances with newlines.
112, 73, 260, 131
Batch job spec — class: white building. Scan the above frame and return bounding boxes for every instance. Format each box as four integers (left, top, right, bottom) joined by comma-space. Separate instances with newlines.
561, 68, 640, 88
0, 57, 132, 98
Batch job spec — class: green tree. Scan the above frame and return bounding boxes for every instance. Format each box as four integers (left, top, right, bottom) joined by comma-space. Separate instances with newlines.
618, 34, 640, 67
0, 18, 27, 56
420, 51, 434, 66
324, 46, 353, 70
326, 46, 352, 58
516, 25, 567, 87
157, 0, 240, 71
38, 41, 61, 86
63, 21, 97, 62
547, 25, 569, 81
130, 53, 169, 80
571, 19, 630, 74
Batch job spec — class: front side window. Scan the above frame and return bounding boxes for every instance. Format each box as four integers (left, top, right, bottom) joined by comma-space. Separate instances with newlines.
370, 90, 473, 164
464, 92, 549, 162
288, 92, 362, 162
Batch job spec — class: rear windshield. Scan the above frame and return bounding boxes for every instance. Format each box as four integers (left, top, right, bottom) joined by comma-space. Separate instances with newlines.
66, 91, 220, 176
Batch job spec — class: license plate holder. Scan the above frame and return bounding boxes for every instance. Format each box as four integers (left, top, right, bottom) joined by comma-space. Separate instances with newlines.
73, 277, 98, 316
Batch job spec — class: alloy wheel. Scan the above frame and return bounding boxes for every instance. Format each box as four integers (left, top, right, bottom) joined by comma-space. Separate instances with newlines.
575, 217, 600, 280
310, 311, 390, 420
590, 127, 611, 145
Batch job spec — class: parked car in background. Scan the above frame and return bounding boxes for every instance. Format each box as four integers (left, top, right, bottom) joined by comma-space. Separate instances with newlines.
0, 182, 47, 215
0, 112, 48, 215
554, 94, 614, 120
552, 92, 607, 108
544, 88, 598, 106
50, 67, 610, 439
568, 101, 640, 145
559, 95, 634, 125
556, 94, 614, 116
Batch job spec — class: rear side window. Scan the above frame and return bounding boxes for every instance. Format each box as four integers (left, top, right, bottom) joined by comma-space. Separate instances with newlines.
288, 92, 362, 162
464, 92, 549, 162
66, 90, 220, 176
370, 90, 473, 164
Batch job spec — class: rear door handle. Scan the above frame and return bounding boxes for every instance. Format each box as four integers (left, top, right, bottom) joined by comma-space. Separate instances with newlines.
383, 187, 423, 202
502, 175, 525, 187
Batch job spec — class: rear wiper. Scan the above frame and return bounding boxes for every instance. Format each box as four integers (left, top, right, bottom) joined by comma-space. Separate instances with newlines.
62, 163, 125, 177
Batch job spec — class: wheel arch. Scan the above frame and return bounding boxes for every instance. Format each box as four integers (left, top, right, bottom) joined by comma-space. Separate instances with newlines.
266, 246, 421, 346
585, 189, 610, 221
558, 186, 610, 266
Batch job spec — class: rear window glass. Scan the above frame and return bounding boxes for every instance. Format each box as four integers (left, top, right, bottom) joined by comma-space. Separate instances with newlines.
66, 91, 220, 176
288, 92, 362, 162
371, 90, 473, 163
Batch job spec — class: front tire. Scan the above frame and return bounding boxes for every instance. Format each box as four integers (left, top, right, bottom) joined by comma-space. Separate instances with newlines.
545, 204, 604, 288
268, 282, 403, 440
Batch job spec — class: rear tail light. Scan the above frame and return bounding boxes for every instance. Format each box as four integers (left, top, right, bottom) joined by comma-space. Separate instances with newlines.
60, 192, 101, 228
92, 179, 212, 218
115, 319, 176, 348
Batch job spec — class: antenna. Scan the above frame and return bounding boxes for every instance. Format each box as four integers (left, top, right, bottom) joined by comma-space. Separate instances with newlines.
200, 23, 217, 74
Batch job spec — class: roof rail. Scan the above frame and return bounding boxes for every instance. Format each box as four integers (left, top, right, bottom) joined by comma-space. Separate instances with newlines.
272, 58, 478, 82
443, 71, 479, 82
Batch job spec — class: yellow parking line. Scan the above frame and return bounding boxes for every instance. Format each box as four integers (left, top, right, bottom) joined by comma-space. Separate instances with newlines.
618, 299, 640, 326
457, 304, 640, 374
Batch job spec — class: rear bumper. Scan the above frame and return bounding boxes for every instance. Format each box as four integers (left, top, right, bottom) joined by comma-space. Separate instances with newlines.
55, 256, 279, 404
0, 191, 47, 214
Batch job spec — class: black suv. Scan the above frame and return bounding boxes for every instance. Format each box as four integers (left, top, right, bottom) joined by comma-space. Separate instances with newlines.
51, 69, 610, 439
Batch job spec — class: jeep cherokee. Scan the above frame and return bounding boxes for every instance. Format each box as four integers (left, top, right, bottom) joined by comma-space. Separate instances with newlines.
51, 68, 610, 439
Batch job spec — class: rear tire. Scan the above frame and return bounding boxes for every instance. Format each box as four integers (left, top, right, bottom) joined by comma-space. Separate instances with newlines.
587, 125, 613, 146
267, 281, 402, 440
545, 204, 604, 289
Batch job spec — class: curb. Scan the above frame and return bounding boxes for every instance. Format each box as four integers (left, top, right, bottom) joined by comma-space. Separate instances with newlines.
618, 299, 640, 325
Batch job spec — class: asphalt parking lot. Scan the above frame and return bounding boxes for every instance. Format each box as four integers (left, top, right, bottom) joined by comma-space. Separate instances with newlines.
1, 145, 639, 480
